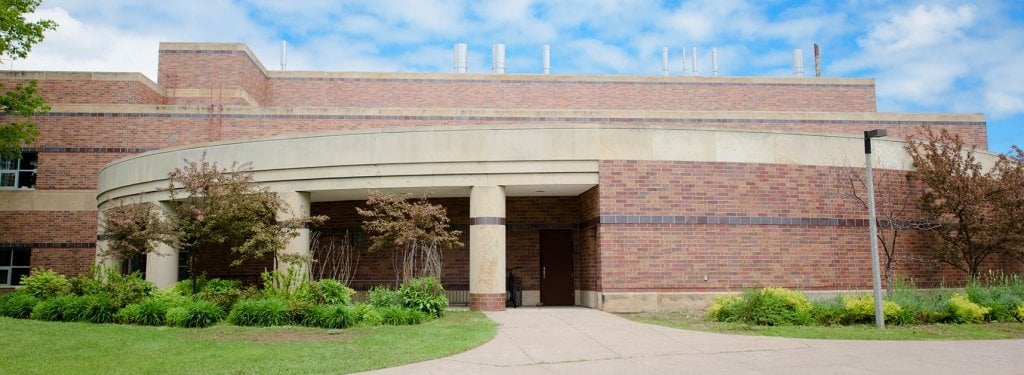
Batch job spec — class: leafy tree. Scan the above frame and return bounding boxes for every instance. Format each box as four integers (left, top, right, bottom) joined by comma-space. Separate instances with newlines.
357, 191, 463, 283
99, 200, 177, 263
167, 154, 325, 292
0, 0, 57, 159
905, 128, 1024, 278
839, 164, 937, 289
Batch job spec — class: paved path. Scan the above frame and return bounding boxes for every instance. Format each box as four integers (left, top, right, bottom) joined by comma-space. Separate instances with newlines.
365, 307, 1024, 374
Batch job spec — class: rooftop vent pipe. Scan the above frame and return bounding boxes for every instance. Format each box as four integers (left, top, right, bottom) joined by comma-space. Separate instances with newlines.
454, 43, 468, 73
814, 43, 821, 77
681, 48, 689, 76
280, 41, 287, 71
492, 43, 506, 74
793, 49, 804, 77
711, 47, 718, 77
691, 47, 699, 76
662, 47, 669, 76
543, 44, 550, 74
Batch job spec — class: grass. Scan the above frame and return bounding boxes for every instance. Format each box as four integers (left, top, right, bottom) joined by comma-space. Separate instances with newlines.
622, 310, 1024, 340
0, 310, 495, 374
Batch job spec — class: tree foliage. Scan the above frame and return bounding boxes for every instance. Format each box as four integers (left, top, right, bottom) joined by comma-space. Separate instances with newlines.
99, 201, 177, 261
905, 128, 1024, 277
357, 191, 463, 282
0, 0, 56, 159
166, 154, 326, 289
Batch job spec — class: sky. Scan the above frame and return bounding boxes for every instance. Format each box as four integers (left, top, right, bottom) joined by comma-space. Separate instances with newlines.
10, 0, 1023, 154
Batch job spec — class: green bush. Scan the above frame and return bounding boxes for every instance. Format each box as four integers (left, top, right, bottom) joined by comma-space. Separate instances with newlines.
842, 295, 904, 324
1016, 303, 1024, 322
30, 297, 65, 321
886, 281, 951, 324
196, 278, 243, 311
965, 275, 1024, 322
165, 300, 224, 328
20, 269, 71, 299
303, 304, 356, 329
0, 292, 39, 319
353, 303, 384, 326
116, 299, 167, 326
227, 299, 290, 327
744, 288, 814, 326
810, 297, 846, 326
31, 295, 86, 322
286, 300, 316, 324
948, 292, 990, 324
399, 277, 447, 318
78, 293, 117, 324
319, 279, 356, 305
367, 285, 401, 308
706, 294, 744, 322
379, 306, 428, 326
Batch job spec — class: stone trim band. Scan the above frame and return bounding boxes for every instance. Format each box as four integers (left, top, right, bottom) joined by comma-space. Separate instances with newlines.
600, 215, 873, 227
470, 217, 506, 225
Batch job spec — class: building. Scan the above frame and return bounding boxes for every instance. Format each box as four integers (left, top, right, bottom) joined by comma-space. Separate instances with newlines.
0, 42, 1013, 311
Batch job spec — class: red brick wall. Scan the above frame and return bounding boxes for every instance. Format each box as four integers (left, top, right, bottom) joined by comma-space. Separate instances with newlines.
267, 78, 876, 112
29, 247, 95, 276
577, 187, 601, 292
0, 211, 96, 243
158, 50, 268, 105
0, 78, 164, 105
596, 160, 1009, 292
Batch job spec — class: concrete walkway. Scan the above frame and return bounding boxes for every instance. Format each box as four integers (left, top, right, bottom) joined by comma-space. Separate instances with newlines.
364, 307, 1024, 374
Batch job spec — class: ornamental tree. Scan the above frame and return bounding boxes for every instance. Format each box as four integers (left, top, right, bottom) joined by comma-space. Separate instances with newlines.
0, 0, 57, 159
357, 191, 463, 283
99, 200, 177, 263
905, 128, 1024, 278
167, 154, 325, 292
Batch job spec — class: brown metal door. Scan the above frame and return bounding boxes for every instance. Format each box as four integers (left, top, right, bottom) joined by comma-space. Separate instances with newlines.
540, 229, 574, 306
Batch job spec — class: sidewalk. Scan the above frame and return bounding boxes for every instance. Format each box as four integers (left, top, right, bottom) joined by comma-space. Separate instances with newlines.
364, 307, 1024, 374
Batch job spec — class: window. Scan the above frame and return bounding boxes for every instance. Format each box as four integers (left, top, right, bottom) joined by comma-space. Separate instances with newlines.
1, 248, 31, 286
0, 152, 37, 189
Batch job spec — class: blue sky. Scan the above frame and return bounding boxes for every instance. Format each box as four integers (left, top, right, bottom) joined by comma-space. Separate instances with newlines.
13, 0, 1023, 153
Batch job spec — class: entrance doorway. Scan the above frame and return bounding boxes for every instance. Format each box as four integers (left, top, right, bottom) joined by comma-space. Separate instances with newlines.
540, 229, 574, 306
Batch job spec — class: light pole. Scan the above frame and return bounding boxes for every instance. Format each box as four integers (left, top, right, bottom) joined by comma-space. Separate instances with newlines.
864, 129, 887, 329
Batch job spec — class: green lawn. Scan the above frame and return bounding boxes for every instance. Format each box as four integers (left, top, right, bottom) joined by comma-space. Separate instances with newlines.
0, 311, 495, 374
623, 310, 1024, 340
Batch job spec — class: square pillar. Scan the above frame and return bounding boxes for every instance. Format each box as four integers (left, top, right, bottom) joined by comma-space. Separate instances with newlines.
277, 191, 311, 273
469, 185, 506, 311
145, 202, 178, 288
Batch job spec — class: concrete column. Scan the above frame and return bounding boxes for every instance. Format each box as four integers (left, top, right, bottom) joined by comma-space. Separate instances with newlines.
276, 191, 311, 273
146, 202, 178, 288
95, 208, 118, 271
469, 185, 506, 311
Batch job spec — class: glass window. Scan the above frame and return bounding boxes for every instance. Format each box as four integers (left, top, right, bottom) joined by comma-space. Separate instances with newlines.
1, 247, 31, 285
0, 152, 37, 189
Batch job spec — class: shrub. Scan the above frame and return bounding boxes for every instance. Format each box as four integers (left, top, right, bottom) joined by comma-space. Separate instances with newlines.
31, 297, 65, 321
810, 297, 846, 326
399, 277, 448, 318
965, 275, 1024, 322
152, 288, 188, 308
706, 294, 744, 322
886, 281, 951, 324
747, 288, 814, 326
20, 269, 71, 299
227, 299, 289, 327
367, 285, 401, 308
287, 300, 316, 324
196, 278, 243, 311
260, 267, 307, 301
78, 293, 117, 324
353, 303, 384, 326
165, 300, 224, 328
0, 292, 39, 319
303, 304, 356, 329
379, 306, 427, 326
842, 295, 904, 325
1016, 303, 1024, 322
116, 299, 167, 326
948, 292, 990, 324
318, 279, 356, 306
106, 271, 155, 308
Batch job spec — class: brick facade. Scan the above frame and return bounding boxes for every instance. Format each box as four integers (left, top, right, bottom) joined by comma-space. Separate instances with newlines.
0, 42, 1011, 309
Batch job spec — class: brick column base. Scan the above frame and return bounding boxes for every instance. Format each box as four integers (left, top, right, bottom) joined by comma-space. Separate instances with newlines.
470, 293, 506, 311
